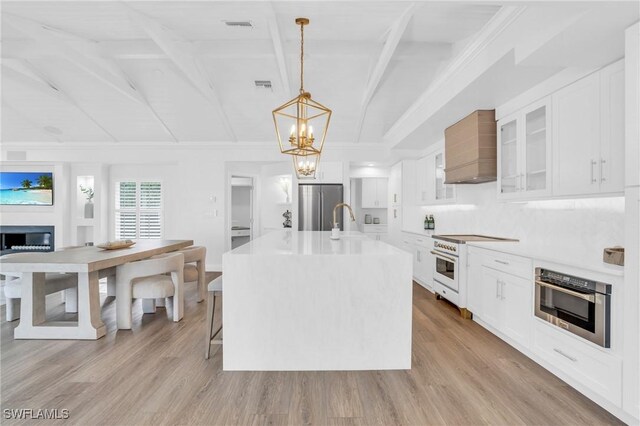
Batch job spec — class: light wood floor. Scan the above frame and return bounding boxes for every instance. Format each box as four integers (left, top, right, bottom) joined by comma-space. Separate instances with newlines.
1, 280, 622, 426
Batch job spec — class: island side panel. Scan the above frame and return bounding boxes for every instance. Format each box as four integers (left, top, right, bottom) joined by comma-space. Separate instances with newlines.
222, 252, 412, 371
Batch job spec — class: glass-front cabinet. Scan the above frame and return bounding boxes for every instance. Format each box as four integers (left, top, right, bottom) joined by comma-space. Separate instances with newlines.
434, 151, 455, 201
498, 98, 551, 200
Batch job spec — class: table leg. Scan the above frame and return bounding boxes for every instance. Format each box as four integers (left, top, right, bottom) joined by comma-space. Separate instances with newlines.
197, 258, 205, 302
14, 273, 46, 336
77, 271, 106, 337
15, 271, 106, 340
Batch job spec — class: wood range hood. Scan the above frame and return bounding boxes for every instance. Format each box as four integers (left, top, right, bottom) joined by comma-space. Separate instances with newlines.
444, 110, 497, 184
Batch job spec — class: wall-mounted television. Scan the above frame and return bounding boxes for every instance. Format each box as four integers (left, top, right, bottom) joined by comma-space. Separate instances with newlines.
0, 172, 54, 206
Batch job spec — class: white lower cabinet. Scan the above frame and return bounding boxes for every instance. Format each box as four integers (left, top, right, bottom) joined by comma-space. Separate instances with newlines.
467, 246, 623, 414
477, 265, 532, 348
401, 232, 432, 289
533, 320, 622, 406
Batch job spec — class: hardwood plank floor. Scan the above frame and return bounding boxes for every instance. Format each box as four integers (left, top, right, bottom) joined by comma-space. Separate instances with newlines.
1, 281, 622, 425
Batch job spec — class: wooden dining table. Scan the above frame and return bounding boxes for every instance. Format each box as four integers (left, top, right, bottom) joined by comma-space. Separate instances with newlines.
0, 239, 193, 340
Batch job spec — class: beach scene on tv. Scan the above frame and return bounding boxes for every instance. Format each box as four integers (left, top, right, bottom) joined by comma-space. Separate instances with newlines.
0, 172, 53, 205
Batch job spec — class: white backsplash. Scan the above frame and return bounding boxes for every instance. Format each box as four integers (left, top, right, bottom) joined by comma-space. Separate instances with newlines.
405, 182, 625, 266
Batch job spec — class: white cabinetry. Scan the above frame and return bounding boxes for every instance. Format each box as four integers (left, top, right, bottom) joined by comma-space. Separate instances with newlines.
552, 60, 624, 196
468, 248, 533, 348
362, 224, 387, 242
498, 98, 552, 200
533, 320, 622, 406
401, 232, 432, 289
416, 149, 454, 205
387, 163, 402, 247
361, 178, 388, 208
314, 161, 343, 183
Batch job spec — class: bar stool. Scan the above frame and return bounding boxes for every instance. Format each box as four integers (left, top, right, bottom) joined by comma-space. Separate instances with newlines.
205, 274, 223, 359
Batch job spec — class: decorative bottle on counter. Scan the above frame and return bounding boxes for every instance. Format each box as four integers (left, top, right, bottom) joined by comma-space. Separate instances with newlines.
428, 215, 435, 230
424, 215, 429, 230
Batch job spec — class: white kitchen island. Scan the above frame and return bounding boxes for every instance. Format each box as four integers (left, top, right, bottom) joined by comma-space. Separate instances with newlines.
222, 230, 413, 371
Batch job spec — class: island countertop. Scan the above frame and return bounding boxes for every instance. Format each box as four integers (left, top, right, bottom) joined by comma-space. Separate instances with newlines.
222, 230, 413, 371
227, 229, 406, 256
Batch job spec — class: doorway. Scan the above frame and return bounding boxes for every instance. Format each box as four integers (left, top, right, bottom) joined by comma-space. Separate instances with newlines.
230, 176, 254, 249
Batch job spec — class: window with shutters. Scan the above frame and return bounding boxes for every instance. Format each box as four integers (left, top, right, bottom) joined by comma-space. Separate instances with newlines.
114, 181, 163, 239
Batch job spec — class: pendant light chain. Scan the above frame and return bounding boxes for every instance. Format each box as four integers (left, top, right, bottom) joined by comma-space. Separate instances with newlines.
299, 21, 304, 94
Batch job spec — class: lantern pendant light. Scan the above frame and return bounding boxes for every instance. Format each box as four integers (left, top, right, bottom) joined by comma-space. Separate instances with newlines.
272, 17, 332, 179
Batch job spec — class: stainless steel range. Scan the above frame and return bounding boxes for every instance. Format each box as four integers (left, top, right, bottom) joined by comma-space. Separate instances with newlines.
431, 234, 517, 318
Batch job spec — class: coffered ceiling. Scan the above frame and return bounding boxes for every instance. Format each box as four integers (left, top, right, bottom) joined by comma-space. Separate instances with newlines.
1, 1, 637, 150
1, 1, 499, 145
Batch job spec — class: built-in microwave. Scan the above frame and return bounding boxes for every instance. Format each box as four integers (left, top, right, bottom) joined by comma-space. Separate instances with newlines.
534, 268, 611, 348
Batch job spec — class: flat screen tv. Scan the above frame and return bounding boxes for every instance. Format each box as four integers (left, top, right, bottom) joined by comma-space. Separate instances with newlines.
0, 172, 54, 206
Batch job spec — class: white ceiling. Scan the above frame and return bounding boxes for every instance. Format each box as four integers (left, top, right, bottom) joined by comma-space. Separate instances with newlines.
1, 1, 637, 150
0, 1, 500, 144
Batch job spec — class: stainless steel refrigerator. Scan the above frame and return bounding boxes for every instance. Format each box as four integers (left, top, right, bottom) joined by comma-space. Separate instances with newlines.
298, 184, 344, 231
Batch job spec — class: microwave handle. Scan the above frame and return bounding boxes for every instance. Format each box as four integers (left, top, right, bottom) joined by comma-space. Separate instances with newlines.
430, 250, 457, 263
535, 280, 595, 303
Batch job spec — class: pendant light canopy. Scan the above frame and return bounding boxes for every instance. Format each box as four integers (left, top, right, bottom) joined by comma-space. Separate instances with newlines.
273, 18, 331, 179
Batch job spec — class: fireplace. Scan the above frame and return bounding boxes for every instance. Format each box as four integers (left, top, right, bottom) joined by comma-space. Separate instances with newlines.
0, 226, 55, 255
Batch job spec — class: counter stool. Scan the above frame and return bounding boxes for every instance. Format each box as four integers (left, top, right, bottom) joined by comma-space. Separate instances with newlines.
205, 273, 223, 359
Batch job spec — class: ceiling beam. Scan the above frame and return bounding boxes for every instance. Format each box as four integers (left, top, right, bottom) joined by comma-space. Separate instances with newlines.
2, 13, 180, 143
127, 7, 237, 142
354, 3, 416, 142
19, 60, 119, 143
383, 6, 527, 147
266, 4, 292, 96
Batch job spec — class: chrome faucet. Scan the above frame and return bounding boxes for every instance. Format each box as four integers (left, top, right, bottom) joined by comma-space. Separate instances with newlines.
332, 203, 356, 229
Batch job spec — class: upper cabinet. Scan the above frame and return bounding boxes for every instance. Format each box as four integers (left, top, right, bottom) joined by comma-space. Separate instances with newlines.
552, 60, 624, 196
417, 149, 455, 205
498, 98, 552, 200
361, 178, 388, 208
498, 60, 624, 201
313, 161, 343, 184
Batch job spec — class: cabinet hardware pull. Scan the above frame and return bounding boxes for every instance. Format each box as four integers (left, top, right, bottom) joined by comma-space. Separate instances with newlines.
394, 209, 397, 219
600, 159, 606, 183
553, 348, 577, 362
494, 259, 509, 265
496, 280, 500, 298
590, 160, 597, 184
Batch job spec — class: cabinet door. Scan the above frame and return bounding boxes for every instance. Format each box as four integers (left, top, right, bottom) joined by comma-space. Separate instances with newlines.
376, 178, 388, 208
466, 250, 483, 315
434, 151, 454, 201
500, 272, 532, 347
552, 73, 601, 196
498, 116, 519, 196
361, 179, 377, 208
480, 267, 503, 330
523, 100, 551, 196
317, 162, 343, 183
599, 60, 625, 194
416, 157, 429, 205
389, 163, 401, 207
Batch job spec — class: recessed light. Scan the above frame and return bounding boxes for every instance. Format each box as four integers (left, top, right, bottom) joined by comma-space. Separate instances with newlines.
367, 163, 375, 167
43, 126, 62, 135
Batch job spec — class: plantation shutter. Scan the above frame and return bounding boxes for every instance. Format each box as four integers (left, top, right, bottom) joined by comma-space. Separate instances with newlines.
139, 182, 162, 239
114, 181, 162, 240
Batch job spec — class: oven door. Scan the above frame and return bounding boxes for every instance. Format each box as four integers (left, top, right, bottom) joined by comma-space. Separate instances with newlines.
430, 250, 458, 291
534, 280, 610, 347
